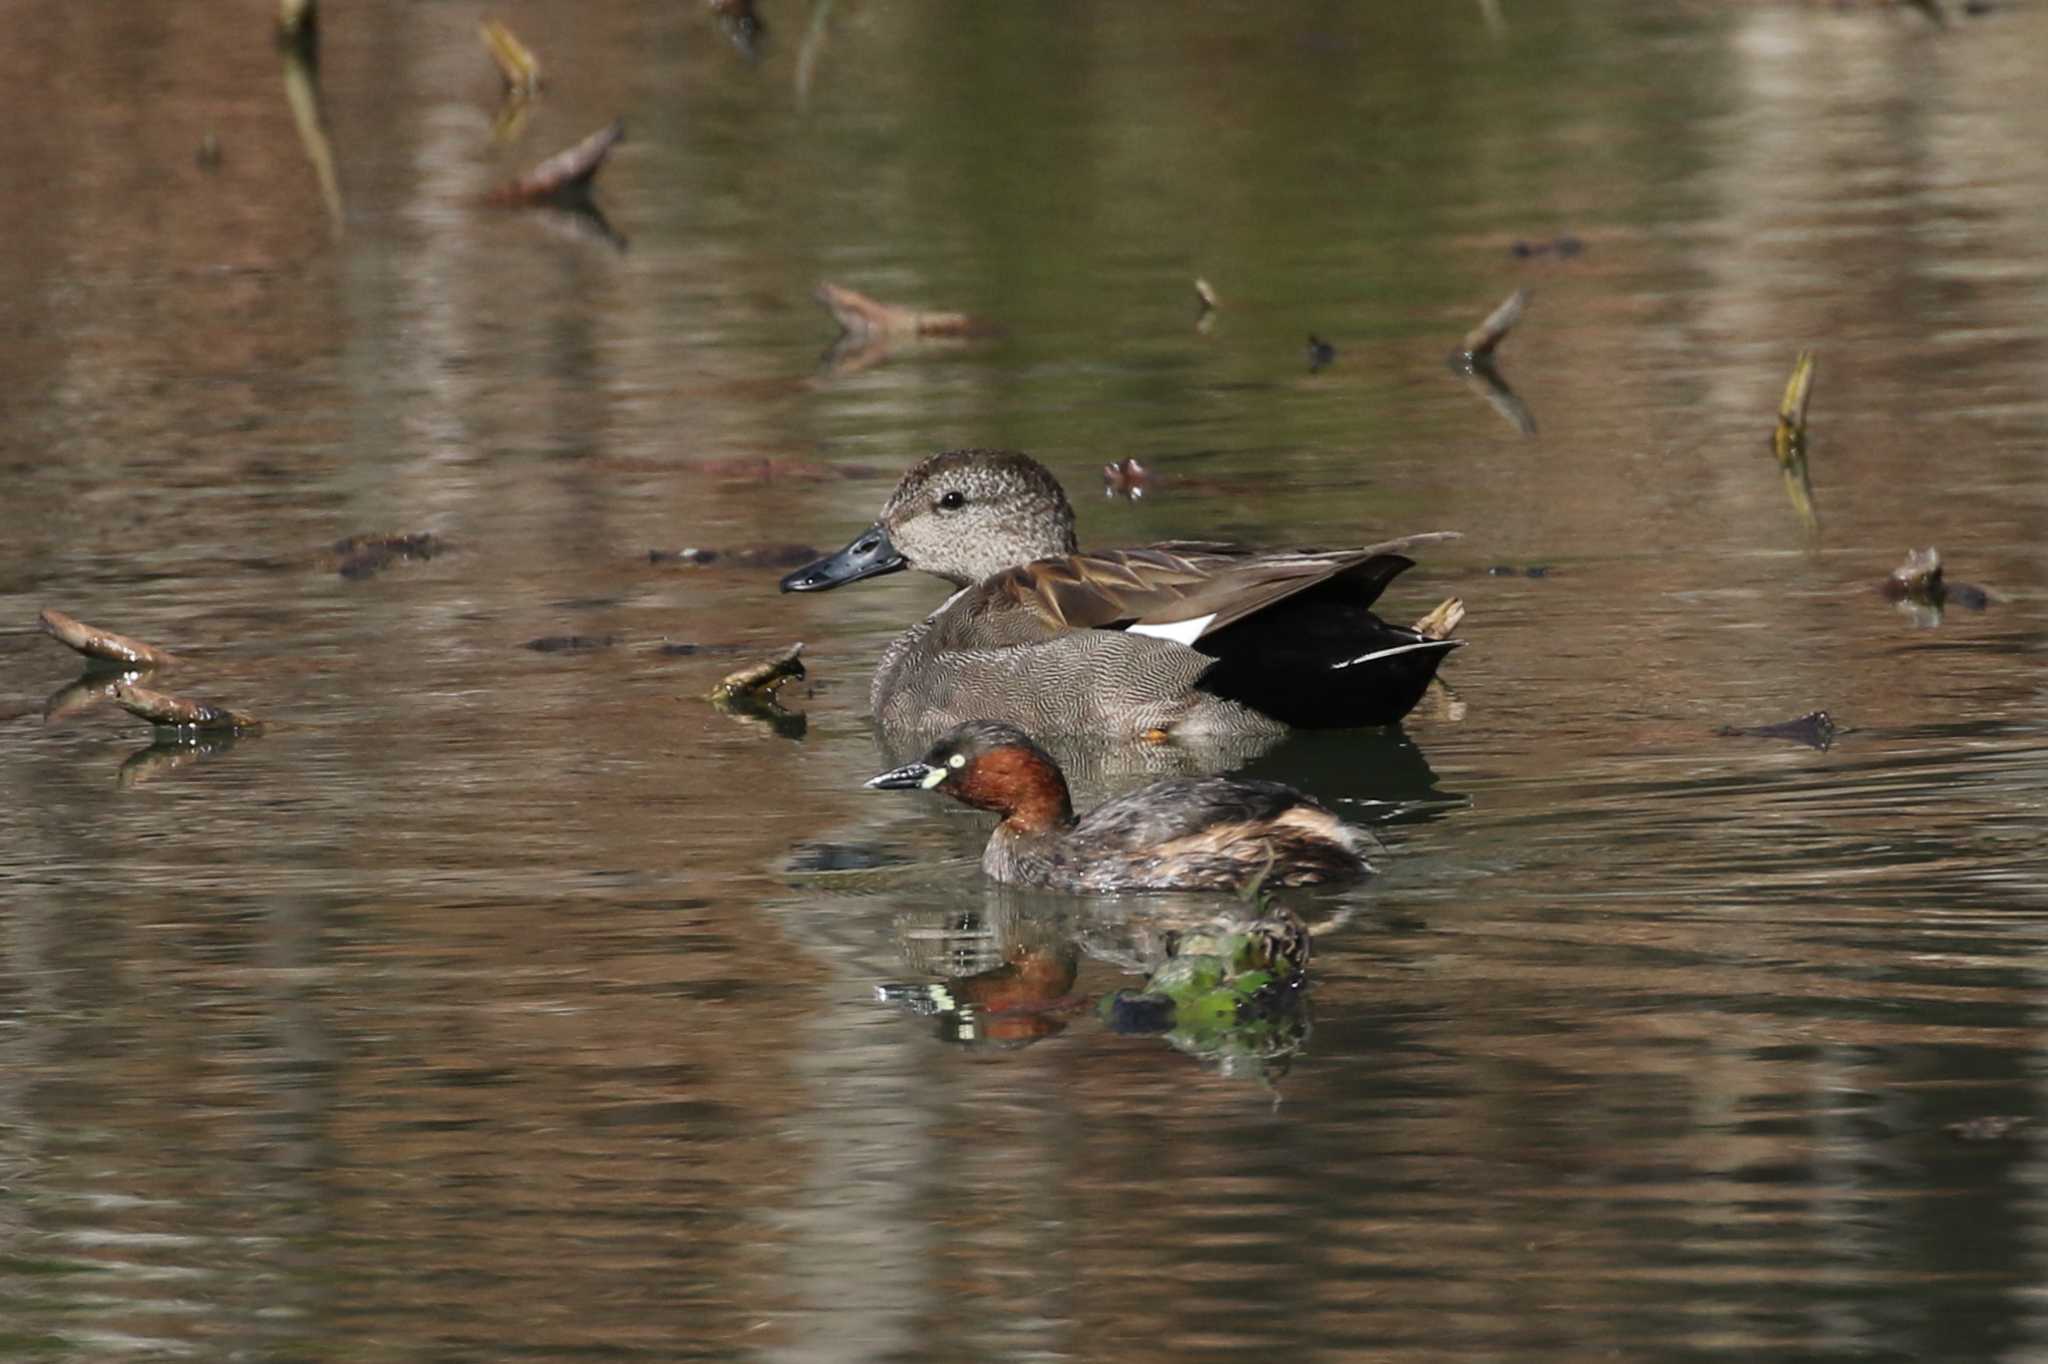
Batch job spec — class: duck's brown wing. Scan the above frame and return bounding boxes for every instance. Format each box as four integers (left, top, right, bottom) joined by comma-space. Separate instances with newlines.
983, 532, 1459, 644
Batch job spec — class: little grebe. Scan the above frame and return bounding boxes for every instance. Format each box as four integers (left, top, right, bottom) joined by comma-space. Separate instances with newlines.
865, 721, 1374, 893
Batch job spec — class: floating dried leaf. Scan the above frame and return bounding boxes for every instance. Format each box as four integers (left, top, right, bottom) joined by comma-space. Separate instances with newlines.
1714, 710, 1838, 751
281, 40, 342, 237
795, 0, 836, 105
1885, 547, 1943, 600
38, 609, 178, 670
813, 282, 997, 341
708, 0, 767, 59
480, 18, 542, 96
1102, 458, 1151, 501
277, 0, 318, 55
1411, 598, 1466, 641
331, 531, 447, 579
1193, 278, 1220, 313
1459, 288, 1526, 359
524, 635, 619, 654
710, 643, 805, 703
1881, 546, 1990, 620
112, 682, 262, 735
1771, 349, 1820, 533
488, 119, 625, 207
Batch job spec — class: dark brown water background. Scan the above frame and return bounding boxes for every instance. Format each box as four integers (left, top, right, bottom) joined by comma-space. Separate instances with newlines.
1, 3, 2045, 1360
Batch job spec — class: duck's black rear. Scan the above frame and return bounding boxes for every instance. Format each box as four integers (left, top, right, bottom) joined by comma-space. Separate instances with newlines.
1189, 557, 1460, 728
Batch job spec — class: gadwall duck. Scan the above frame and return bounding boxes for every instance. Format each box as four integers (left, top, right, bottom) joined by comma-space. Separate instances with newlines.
865, 721, 1373, 893
781, 449, 1461, 741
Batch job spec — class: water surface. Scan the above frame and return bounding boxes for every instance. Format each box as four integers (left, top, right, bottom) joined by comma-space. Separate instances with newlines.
2, 3, 2046, 1360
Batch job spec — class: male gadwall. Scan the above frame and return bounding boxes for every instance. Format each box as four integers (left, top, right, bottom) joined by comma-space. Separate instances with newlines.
781, 449, 1461, 741
866, 721, 1373, 893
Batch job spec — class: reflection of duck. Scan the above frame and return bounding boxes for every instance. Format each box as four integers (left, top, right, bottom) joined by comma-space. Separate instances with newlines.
782, 449, 1462, 742
867, 721, 1373, 893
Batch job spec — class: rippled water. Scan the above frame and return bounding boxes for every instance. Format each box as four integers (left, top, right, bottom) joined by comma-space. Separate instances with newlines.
1, 2, 2045, 1360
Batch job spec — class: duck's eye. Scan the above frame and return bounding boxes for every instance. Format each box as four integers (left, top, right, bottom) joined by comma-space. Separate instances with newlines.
948, 752, 967, 769
936, 490, 967, 512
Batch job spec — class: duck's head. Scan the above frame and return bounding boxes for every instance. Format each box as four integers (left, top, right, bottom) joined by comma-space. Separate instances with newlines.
865, 719, 1074, 828
780, 449, 1079, 592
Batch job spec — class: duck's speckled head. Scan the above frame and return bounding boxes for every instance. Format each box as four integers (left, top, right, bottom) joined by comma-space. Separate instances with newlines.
781, 449, 1079, 592
865, 719, 1075, 829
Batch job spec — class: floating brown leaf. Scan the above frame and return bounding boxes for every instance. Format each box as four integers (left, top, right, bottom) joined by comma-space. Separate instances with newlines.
708, 0, 767, 59
39, 609, 178, 670
710, 643, 805, 704
1102, 458, 1152, 501
281, 39, 342, 237
813, 282, 998, 341
1411, 598, 1466, 641
487, 119, 625, 207
480, 18, 542, 96
1459, 288, 1526, 360
1771, 349, 1820, 533
330, 531, 447, 579
277, 0, 318, 56
1714, 711, 1839, 751
112, 682, 262, 735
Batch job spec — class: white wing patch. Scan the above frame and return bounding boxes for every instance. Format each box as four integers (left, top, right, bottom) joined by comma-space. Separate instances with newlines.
1330, 640, 1453, 671
1127, 611, 1218, 647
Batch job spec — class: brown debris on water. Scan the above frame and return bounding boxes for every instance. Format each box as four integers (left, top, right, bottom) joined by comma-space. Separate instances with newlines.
487, 119, 625, 208
1458, 288, 1526, 361
112, 682, 262, 736
1102, 458, 1152, 501
1714, 710, 1840, 751
1411, 598, 1466, 641
1447, 290, 1537, 435
281, 27, 342, 237
277, 0, 318, 58
1411, 599, 1468, 718
480, 18, 542, 97
39, 609, 178, 671
524, 635, 619, 654
795, 0, 837, 106
1771, 349, 1820, 534
1886, 547, 1945, 601
1193, 278, 1220, 334
709, 643, 807, 739
814, 282, 998, 342
708, 0, 768, 59
481, 18, 543, 142
330, 532, 447, 579
1881, 547, 1990, 622
648, 543, 821, 568
711, 643, 804, 704
814, 283, 999, 376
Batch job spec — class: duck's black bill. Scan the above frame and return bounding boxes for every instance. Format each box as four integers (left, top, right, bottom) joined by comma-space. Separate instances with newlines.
779, 524, 906, 592
865, 761, 938, 791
